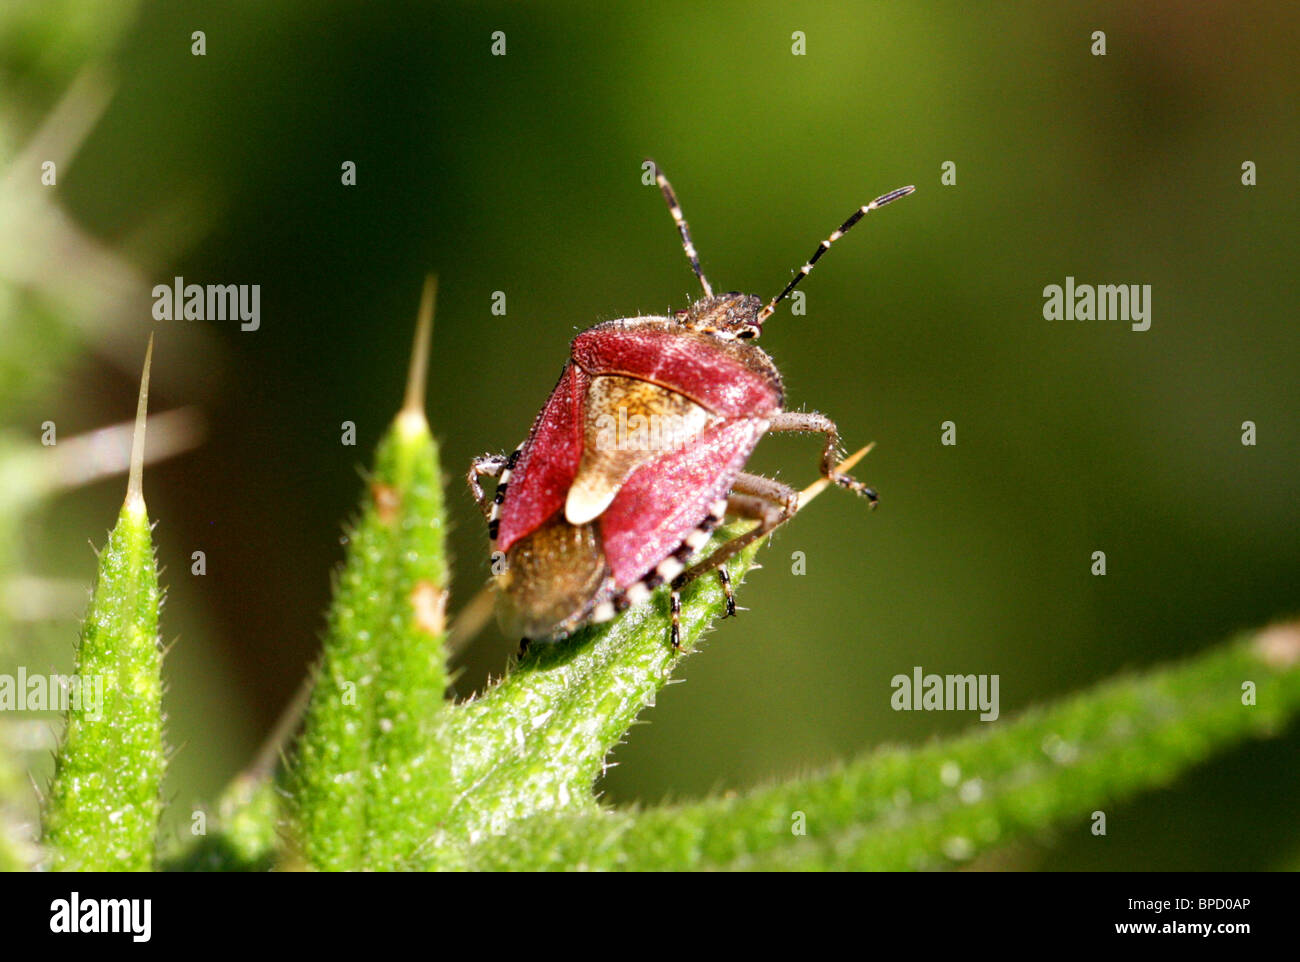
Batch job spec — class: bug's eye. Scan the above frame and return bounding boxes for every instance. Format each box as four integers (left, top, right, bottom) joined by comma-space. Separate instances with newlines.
736, 329, 756, 339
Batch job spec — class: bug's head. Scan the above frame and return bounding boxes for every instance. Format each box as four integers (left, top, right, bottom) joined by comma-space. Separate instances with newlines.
678, 292, 764, 340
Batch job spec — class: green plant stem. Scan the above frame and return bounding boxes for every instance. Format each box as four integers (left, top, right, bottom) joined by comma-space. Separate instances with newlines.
463, 620, 1300, 870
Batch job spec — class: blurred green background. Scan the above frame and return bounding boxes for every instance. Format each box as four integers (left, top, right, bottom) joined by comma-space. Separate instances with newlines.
2, 1, 1297, 869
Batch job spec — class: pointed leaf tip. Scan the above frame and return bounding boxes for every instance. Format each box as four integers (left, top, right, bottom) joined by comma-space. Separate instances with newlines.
401, 274, 437, 422
125, 334, 154, 511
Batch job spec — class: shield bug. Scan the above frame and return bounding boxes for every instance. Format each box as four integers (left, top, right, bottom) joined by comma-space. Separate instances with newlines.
468, 162, 913, 649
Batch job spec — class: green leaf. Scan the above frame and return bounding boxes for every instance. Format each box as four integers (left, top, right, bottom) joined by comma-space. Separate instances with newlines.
439, 530, 760, 856
461, 619, 1300, 870
42, 338, 166, 871
288, 279, 454, 870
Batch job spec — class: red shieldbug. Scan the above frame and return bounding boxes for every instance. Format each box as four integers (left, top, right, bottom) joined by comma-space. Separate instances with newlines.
468, 162, 914, 650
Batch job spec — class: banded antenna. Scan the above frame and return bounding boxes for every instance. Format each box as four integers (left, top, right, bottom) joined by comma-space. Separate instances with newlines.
648, 159, 714, 298
758, 184, 915, 323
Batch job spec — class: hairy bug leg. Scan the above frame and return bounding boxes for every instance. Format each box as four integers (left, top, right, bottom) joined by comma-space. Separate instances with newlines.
679, 473, 801, 585
663, 472, 801, 648
468, 447, 522, 541
768, 411, 878, 506
467, 453, 507, 517
669, 590, 682, 649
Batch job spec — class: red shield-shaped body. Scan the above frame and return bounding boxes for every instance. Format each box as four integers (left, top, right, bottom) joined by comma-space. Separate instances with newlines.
494, 316, 783, 638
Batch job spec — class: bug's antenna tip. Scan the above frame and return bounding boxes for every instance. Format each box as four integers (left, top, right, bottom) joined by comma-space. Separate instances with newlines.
402, 274, 437, 419
760, 182, 915, 323
651, 161, 714, 297
878, 185, 916, 206
125, 333, 154, 512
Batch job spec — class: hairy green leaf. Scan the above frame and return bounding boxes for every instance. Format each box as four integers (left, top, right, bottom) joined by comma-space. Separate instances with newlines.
43, 340, 165, 871
462, 620, 1300, 870
289, 280, 454, 870
438, 532, 760, 859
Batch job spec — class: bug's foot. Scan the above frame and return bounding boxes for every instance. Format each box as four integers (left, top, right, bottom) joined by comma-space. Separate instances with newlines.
832, 471, 879, 507
717, 568, 737, 617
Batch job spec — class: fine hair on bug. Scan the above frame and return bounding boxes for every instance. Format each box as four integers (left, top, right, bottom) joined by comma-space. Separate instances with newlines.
468, 160, 914, 653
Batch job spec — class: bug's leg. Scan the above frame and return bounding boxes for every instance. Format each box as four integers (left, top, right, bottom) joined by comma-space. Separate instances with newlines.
517, 637, 531, 660
766, 411, 878, 506
467, 445, 522, 540
466, 454, 507, 517
670, 589, 682, 649
717, 567, 736, 617
671, 473, 800, 598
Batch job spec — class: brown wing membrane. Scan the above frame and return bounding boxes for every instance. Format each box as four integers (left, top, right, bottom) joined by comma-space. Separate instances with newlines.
497, 512, 610, 640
